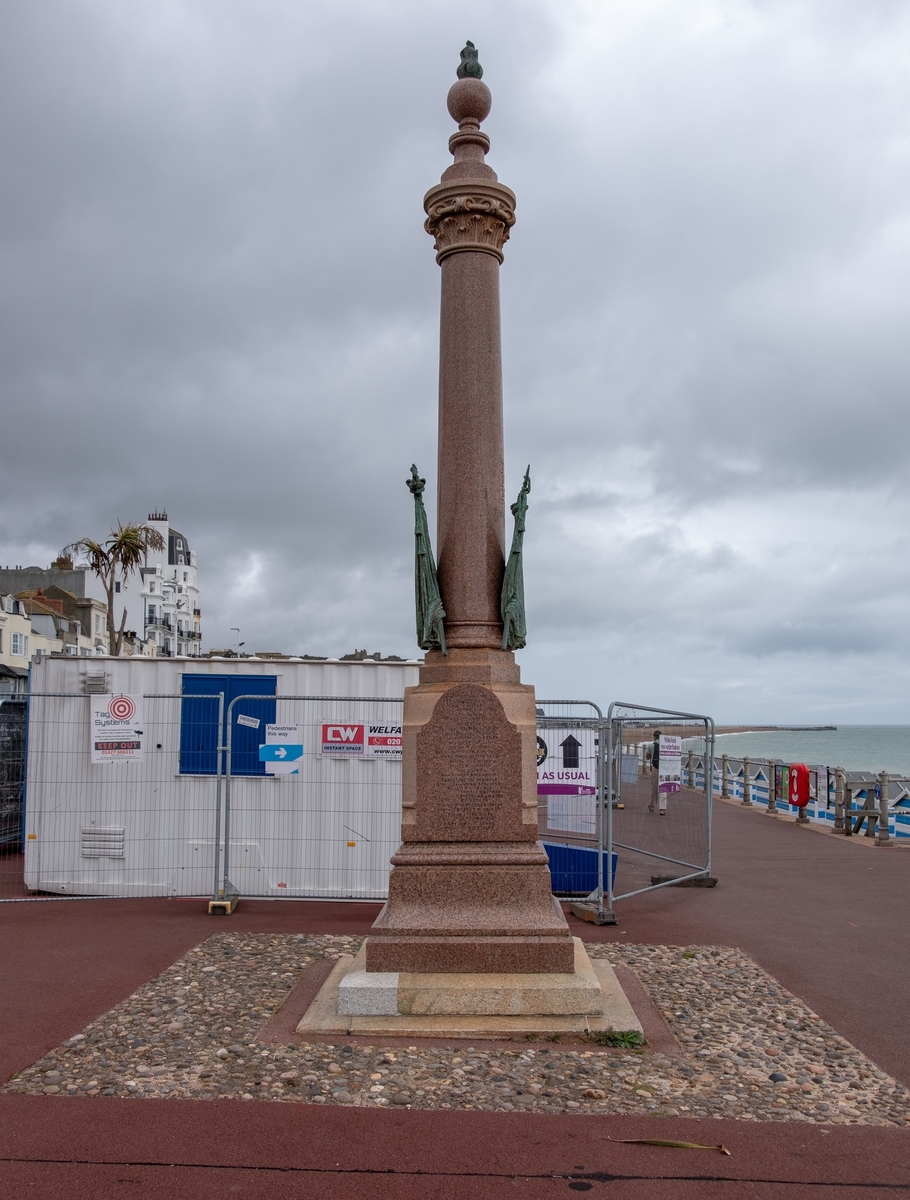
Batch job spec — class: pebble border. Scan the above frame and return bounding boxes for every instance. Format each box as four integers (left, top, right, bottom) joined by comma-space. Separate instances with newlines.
4, 934, 908, 1125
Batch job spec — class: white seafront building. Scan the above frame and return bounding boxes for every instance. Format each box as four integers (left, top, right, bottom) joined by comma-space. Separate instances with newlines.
0, 509, 200, 659
108, 512, 202, 658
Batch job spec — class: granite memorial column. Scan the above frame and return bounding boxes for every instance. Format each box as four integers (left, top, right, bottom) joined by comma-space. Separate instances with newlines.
364, 49, 575, 976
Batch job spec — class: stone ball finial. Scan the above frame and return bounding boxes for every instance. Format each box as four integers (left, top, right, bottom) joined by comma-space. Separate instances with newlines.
448, 41, 491, 127
447, 77, 492, 126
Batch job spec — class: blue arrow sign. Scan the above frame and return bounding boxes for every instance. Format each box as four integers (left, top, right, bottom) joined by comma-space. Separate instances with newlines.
259, 744, 304, 762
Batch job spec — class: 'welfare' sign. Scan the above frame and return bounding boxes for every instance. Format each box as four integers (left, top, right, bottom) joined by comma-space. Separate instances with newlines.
367, 724, 402, 759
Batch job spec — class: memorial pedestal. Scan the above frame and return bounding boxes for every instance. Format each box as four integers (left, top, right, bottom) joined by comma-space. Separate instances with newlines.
365, 650, 576, 975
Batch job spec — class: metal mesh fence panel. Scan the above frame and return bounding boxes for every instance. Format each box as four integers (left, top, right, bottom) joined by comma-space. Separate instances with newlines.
1, 687, 729, 908
220, 695, 404, 900
606, 702, 714, 910
535, 701, 610, 897
1, 691, 409, 903
0, 694, 27, 897
3, 693, 224, 900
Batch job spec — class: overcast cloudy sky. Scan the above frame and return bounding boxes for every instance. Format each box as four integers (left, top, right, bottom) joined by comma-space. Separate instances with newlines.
2, 0, 909, 722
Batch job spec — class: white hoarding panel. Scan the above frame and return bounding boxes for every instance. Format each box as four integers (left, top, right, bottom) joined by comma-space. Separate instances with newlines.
25, 655, 420, 899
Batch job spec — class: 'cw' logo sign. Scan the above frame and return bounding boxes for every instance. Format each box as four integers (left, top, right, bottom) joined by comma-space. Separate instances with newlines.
321, 724, 365, 753
326, 726, 360, 742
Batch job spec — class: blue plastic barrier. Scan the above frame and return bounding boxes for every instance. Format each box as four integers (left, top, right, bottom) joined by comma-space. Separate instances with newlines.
543, 841, 618, 895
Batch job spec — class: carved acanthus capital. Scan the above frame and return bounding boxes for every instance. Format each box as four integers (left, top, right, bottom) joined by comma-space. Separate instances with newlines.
424, 182, 516, 264
427, 209, 511, 263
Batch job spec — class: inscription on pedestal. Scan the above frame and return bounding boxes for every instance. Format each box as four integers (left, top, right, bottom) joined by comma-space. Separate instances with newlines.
414, 683, 522, 841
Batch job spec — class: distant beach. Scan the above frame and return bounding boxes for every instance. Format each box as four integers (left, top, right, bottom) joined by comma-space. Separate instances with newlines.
620, 723, 830, 746
686, 726, 910, 777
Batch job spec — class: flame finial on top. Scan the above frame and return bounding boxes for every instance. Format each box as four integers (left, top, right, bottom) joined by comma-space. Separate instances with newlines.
456, 41, 483, 80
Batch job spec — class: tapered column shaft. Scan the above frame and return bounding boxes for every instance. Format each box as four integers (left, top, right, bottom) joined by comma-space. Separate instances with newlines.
437, 250, 505, 648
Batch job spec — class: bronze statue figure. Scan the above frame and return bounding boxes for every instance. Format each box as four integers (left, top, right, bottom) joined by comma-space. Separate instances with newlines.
501, 466, 530, 651
407, 465, 447, 654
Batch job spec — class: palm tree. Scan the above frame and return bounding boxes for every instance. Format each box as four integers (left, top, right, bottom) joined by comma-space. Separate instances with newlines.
63, 523, 166, 656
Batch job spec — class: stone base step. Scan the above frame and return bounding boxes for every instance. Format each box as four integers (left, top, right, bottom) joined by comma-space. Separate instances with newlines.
296, 942, 642, 1040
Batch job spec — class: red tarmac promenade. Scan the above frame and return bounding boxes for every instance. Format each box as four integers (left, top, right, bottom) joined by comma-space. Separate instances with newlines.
2, 799, 909, 1197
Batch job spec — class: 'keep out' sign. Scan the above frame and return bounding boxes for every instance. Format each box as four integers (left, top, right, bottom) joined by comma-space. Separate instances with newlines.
321, 723, 365, 755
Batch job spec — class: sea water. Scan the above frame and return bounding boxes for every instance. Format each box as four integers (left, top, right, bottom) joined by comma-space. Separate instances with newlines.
690, 726, 910, 776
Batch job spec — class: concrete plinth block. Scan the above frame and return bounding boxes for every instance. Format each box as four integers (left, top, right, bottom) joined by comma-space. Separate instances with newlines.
337, 960, 399, 1016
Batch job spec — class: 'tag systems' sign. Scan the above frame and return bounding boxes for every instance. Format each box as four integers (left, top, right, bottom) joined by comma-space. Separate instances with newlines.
90, 694, 145, 763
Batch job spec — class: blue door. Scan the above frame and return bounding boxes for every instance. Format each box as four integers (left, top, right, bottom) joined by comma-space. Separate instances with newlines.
180, 675, 277, 776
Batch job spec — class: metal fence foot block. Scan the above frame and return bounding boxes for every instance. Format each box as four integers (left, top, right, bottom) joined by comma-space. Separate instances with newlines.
208, 896, 239, 915
649, 873, 718, 888
568, 901, 618, 925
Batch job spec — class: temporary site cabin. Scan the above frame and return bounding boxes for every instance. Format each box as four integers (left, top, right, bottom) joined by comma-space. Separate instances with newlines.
23, 655, 419, 899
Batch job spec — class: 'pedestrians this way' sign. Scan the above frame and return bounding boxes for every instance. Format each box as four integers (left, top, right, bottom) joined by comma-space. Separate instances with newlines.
260, 724, 304, 774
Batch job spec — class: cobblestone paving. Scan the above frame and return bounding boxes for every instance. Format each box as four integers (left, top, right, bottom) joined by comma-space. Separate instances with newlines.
5, 934, 908, 1125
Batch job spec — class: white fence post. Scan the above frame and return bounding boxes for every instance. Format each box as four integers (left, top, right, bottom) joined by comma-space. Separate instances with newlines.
742, 756, 752, 806
877, 772, 891, 846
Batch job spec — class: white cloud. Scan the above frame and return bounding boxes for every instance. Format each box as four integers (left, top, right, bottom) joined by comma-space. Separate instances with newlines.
2, 0, 909, 720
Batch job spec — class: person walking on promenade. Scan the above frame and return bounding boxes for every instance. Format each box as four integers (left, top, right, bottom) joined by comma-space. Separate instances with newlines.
649, 730, 661, 813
